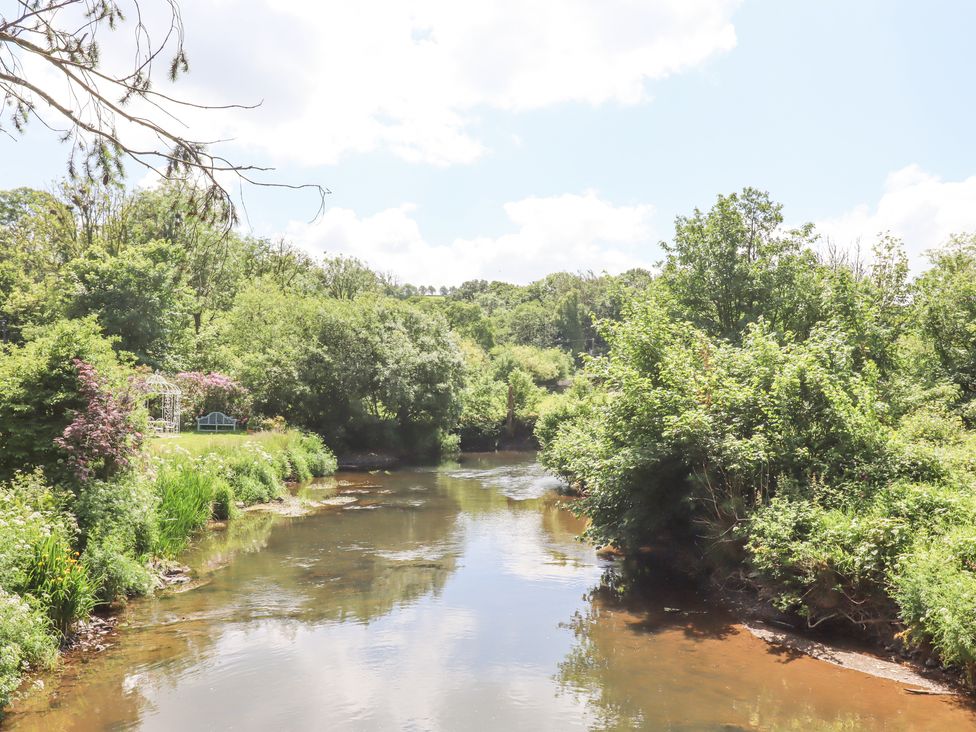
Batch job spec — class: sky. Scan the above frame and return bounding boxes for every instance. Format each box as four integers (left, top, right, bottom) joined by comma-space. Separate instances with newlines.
3, 0, 976, 285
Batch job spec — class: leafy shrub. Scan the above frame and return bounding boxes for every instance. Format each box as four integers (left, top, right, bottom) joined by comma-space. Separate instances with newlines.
539, 297, 897, 549
298, 433, 338, 477
25, 533, 97, 637
74, 476, 157, 557
892, 529, 976, 672
0, 318, 131, 483
55, 358, 143, 483
82, 534, 153, 603
271, 450, 292, 481
285, 448, 312, 483
0, 589, 57, 709
438, 430, 461, 456
232, 475, 271, 505
225, 451, 281, 503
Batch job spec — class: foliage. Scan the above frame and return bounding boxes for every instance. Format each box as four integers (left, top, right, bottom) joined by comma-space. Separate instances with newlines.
215, 286, 464, 455
892, 527, 976, 672
0, 471, 73, 594
915, 235, 976, 409
74, 476, 158, 558
148, 430, 336, 552
660, 187, 820, 341
25, 533, 97, 638
458, 368, 509, 446
538, 188, 976, 674
490, 344, 572, 385
318, 255, 386, 300
173, 371, 252, 429
54, 359, 143, 483
0, 318, 131, 483
82, 534, 154, 603
456, 341, 568, 448
6, 172, 976, 687
0, 589, 58, 710
65, 241, 193, 366
154, 464, 221, 557
211, 480, 236, 522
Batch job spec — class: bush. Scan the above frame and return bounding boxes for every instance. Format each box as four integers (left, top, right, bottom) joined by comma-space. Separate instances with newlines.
892, 529, 976, 672
82, 535, 154, 603
74, 476, 158, 557
285, 448, 312, 483
0, 318, 134, 483
0, 589, 57, 710
232, 475, 271, 505
298, 433, 338, 477
225, 451, 281, 503
0, 471, 72, 593
54, 358, 143, 483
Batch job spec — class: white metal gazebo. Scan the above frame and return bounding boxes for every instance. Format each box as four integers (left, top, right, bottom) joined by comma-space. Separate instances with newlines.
144, 373, 182, 435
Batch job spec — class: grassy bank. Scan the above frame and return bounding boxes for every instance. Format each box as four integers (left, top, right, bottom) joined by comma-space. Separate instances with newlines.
0, 429, 336, 711
149, 431, 337, 555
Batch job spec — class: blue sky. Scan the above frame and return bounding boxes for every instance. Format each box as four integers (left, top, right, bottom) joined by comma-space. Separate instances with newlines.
3, 0, 976, 284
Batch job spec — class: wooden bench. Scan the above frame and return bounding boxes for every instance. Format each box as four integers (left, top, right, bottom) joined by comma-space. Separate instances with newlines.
196, 411, 238, 432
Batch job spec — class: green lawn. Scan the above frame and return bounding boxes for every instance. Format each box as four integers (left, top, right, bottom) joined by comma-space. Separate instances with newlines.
147, 431, 303, 457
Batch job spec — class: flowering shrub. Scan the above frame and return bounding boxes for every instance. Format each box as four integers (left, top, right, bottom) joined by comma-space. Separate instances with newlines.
0, 471, 73, 594
54, 359, 143, 483
174, 371, 252, 430
0, 589, 57, 709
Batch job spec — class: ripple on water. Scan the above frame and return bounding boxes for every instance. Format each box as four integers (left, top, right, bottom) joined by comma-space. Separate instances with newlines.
444, 462, 565, 500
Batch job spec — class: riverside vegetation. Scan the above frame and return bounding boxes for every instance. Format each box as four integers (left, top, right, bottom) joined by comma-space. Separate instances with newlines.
1, 179, 976, 709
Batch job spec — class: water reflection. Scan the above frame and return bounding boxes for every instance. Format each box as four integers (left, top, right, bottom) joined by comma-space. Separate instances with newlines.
556, 569, 976, 731
5, 453, 976, 731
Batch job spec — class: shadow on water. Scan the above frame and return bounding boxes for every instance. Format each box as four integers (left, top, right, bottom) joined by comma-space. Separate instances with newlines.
555, 562, 976, 731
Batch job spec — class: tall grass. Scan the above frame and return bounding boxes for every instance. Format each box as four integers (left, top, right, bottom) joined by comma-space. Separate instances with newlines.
25, 533, 97, 638
155, 464, 219, 556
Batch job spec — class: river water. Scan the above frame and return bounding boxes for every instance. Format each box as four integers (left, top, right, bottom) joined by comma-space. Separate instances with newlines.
5, 453, 976, 731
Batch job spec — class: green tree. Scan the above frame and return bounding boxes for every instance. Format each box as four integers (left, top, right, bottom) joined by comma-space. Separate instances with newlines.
661, 188, 818, 341
318, 255, 384, 300
915, 235, 976, 407
66, 241, 192, 367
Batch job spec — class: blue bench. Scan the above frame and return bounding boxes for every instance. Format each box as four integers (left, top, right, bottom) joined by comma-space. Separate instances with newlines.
196, 411, 238, 432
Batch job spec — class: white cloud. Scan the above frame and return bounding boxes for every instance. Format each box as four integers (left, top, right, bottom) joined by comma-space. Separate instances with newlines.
817, 165, 976, 270
287, 191, 657, 285
170, 0, 739, 166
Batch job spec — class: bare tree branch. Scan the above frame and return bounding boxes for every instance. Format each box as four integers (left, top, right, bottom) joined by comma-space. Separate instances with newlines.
0, 1, 328, 227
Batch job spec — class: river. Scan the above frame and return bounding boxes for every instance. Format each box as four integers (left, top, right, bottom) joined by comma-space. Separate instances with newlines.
4, 453, 976, 731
